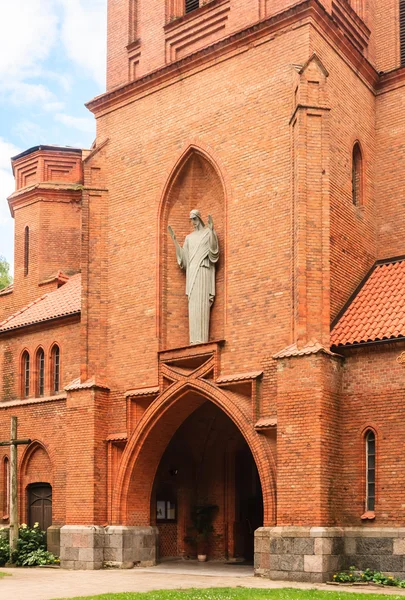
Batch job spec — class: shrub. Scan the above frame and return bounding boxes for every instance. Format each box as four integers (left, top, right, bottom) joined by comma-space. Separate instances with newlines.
12, 523, 58, 567
333, 566, 405, 588
0, 536, 10, 567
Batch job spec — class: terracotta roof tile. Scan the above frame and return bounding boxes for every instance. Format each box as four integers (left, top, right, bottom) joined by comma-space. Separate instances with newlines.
331, 259, 405, 347
0, 273, 81, 332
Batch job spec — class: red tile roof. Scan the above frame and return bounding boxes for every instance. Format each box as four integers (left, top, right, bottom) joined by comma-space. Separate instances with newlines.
0, 273, 81, 332
331, 259, 405, 347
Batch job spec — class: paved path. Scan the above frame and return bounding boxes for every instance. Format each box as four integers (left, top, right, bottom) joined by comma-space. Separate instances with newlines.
2, 563, 405, 600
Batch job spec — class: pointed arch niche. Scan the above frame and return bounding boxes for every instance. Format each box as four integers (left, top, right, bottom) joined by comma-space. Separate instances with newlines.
159, 148, 226, 349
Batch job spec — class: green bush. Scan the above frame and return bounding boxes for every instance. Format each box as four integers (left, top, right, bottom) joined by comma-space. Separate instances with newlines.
0, 536, 10, 567
333, 565, 405, 588
12, 523, 58, 567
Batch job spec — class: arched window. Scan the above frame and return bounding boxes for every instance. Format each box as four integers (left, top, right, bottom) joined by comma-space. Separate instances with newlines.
36, 348, 45, 397
51, 345, 60, 394
365, 430, 376, 511
24, 226, 30, 276
3, 457, 9, 517
22, 351, 30, 398
352, 142, 363, 206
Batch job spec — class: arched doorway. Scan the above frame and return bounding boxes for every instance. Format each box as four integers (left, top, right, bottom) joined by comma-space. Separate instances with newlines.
151, 401, 263, 561
27, 483, 52, 531
115, 379, 276, 539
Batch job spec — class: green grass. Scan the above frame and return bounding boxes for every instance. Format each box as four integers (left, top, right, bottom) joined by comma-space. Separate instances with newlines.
0, 571, 11, 578
52, 588, 405, 600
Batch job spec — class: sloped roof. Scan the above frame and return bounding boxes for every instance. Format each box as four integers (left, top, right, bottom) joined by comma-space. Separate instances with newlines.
0, 273, 81, 333
331, 259, 405, 347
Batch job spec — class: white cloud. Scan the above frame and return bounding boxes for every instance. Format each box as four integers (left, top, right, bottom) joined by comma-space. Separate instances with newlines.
0, 1, 59, 81
13, 121, 46, 145
0, 81, 62, 109
55, 113, 96, 134
57, 0, 107, 87
0, 138, 18, 271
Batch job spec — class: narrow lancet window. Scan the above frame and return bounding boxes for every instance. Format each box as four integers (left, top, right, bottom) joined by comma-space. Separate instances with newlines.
3, 457, 9, 517
37, 349, 45, 397
401, 0, 405, 66
24, 226, 30, 276
22, 351, 30, 398
352, 143, 363, 206
52, 345, 60, 394
366, 430, 376, 511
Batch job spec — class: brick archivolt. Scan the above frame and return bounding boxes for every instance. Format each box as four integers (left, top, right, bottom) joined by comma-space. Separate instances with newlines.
115, 361, 276, 527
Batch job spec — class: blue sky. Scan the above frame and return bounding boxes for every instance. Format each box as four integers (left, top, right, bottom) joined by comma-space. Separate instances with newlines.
0, 0, 107, 275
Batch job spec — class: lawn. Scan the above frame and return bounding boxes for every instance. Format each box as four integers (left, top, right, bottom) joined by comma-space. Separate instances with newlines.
54, 588, 405, 600
0, 571, 11, 578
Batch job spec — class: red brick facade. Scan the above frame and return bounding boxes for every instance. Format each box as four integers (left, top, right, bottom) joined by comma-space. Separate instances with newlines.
1, 0, 405, 576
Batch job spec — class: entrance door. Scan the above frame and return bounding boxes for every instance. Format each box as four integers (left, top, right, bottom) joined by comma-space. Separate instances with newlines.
27, 483, 52, 532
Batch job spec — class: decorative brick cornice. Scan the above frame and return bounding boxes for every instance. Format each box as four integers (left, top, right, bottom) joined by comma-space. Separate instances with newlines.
0, 394, 67, 410
273, 341, 339, 359
65, 377, 110, 392
125, 386, 160, 398
7, 183, 82, 217
87, 0, 379, 117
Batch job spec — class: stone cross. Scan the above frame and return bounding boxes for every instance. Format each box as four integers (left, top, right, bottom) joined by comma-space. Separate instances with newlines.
0, 417, 31, 556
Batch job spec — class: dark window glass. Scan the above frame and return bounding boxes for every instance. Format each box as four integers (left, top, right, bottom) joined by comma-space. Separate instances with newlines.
22, 352, 30, 398
24, 226, 29, 276
366, 430, 376, 511
37, 349, 45, 397
3, 458, 9, 516
352, 143, 363, 206
401, 0, 405, 66
52, 346, 60, 394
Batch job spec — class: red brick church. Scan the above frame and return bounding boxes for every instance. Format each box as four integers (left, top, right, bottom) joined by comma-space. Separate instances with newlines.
1, 0, 405, 581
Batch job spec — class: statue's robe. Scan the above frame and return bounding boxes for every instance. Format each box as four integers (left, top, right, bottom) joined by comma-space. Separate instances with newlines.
177, 227, 219, 344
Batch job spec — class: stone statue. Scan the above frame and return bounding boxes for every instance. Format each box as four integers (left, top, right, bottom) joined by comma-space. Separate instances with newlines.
168, 210, 219, 345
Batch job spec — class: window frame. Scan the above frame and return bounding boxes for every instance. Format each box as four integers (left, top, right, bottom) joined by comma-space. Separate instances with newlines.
352, 141, 364, 207
36, 348, 45, 397
365, 429, 376, 512
24, 226, 30, 277
3, 457, 9, 518
50, 344, 61, 395
21, 350, 30, 399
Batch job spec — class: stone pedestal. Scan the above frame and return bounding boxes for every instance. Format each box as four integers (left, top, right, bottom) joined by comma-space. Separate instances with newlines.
60, 526, 105, 570
47, 525, 63, 557
60, 525, 158, 570
255, 527, 344, 583
255, 527, 405, 582
104, 526, 158, 568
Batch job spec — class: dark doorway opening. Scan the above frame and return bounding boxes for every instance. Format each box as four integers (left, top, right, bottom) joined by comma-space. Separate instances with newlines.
152, 400, 263, 561
27, 483, 52, 532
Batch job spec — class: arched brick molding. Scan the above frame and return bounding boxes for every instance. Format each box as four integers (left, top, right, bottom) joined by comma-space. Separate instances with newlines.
19, 441, 54, 525
114, 380, 276, 527
157, 145, 227, 349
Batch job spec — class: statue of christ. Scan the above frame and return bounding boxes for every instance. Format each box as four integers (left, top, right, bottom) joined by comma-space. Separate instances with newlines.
168, 210, 219, 345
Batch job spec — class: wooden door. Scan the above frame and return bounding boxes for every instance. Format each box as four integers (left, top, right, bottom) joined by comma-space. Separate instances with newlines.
28, 483, 52, 532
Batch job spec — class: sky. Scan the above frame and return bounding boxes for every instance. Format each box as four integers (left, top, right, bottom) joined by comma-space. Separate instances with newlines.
0, 0, 108, 275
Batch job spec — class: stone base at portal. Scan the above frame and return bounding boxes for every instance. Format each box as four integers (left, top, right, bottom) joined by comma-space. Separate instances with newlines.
255, 527, 405, 582
60, 525, 158, 570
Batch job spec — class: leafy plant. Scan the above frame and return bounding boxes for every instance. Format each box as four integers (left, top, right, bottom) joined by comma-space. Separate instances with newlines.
0, 536, 10, 567
333, 566, 405, 588
184, 504, 219, 555
12, 523, 58, 567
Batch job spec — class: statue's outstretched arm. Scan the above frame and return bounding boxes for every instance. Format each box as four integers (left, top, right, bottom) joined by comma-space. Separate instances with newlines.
168, 225, 187, 269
